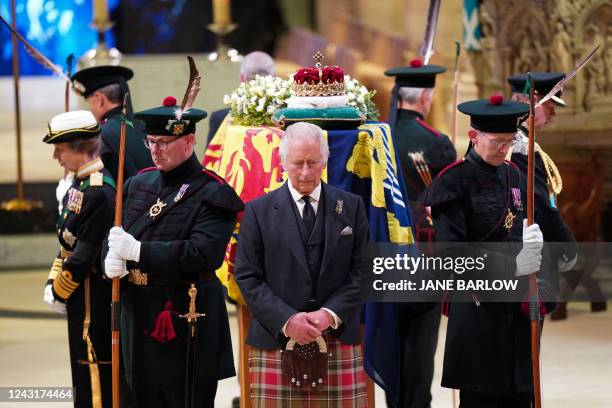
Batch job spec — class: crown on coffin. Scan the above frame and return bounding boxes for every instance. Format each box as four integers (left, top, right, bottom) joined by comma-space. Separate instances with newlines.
292, 51, 345, 97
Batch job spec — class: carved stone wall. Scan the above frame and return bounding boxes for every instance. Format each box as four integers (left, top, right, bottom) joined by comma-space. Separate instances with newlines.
469, 0, 612, 217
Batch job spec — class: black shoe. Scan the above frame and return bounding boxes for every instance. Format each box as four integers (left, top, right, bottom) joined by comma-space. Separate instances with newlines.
232, 396, 240, 408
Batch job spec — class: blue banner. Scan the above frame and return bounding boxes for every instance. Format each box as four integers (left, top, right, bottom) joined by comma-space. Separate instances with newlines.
463, 0, 482, 51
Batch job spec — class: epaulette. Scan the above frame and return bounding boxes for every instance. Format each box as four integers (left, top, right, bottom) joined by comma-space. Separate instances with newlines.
89, 171, 104, 187
415, 118, 441, 137
201, 168, 226, 184
437, 158, 465, 178
79, 172, 116, 190
137, 166, 158, 175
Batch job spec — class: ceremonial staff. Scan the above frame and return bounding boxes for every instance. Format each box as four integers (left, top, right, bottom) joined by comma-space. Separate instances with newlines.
111, 93, 129, 408
0, 13, 70, 211
525, 72, 542, 408
63, 54, 74, 179
536, 44, 600, 107
65, 54, 74, 112
420, 0, 441, 64
450, 41, 461, 145
8, 0, 24, 208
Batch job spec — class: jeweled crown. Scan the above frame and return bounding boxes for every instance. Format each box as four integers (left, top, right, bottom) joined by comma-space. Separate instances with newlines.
292, 51, 345, 97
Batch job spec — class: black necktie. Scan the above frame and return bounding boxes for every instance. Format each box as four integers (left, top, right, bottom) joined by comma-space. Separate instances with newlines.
301, 195, 315, 234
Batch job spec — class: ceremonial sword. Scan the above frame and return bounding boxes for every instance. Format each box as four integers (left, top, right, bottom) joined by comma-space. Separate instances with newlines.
180, 284, 205, 408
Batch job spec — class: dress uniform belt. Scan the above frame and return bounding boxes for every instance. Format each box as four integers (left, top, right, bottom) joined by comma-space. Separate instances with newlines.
127, 269, 217, 286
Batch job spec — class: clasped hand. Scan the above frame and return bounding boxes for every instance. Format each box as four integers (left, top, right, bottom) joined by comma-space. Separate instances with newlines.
285, 310, 333, 345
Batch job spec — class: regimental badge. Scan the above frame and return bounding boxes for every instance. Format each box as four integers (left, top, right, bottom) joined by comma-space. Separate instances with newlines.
149, 198, 167, 219
66, 187, 84, 214
504, 208, 516, 231
90, 171, 103, 187
165, 119, 190, 136
174, 184, 190, 202
335, 199, 343, 215
62, 228, 77, 247
511, 188, 523, 211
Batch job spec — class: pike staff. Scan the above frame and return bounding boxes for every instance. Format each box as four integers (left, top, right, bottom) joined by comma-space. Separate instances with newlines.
525, 72, 542, 408
111, 93, 129, 408
450, 42, 461, 145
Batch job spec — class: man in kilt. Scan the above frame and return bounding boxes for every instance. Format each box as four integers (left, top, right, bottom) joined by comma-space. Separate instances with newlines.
235, 122, 370, 407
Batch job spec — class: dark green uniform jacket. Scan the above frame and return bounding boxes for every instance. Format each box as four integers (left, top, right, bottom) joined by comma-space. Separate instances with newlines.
421, 148, 558, 394
112, 153, 244, 404
99, 106, 153, 182
50, 159, 115, 408
393, 109, 457, 202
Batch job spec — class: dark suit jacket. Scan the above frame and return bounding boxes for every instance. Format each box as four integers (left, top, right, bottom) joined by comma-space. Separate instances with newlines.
235, 182, 370, 349
207, 108, 230, 144
99, 106, 153, 182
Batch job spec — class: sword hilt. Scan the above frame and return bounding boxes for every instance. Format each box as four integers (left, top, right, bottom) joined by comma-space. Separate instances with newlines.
179, 284, 205, 337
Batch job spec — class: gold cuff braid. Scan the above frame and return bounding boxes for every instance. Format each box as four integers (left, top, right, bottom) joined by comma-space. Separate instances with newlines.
48, 258, 63, 281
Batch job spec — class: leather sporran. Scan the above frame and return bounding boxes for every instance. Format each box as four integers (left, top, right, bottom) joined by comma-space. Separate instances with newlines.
281, 336, 328, 388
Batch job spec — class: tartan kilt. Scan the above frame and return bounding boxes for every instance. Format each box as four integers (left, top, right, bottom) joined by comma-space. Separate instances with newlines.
249, 333, 368, 408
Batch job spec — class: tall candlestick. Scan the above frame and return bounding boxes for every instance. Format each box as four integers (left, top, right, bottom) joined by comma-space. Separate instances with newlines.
213, 0, 231, 26
93, 0, 109, 24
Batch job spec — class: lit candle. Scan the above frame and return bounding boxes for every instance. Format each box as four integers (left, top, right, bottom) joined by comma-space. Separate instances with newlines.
93, 0, 109, 23
213, 0, 231, 26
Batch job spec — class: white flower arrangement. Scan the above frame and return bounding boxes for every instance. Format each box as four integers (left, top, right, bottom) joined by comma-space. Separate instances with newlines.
344, 75, 379, 121
223, 74, 379, 126
224, 75, 292, 126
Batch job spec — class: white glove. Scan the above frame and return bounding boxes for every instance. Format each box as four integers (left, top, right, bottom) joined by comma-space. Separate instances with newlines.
558, 254, 578, 272
44, 284, 66, 314
105, 250, 129, 279
108, 226, 141, 262
516, 220, 544, 277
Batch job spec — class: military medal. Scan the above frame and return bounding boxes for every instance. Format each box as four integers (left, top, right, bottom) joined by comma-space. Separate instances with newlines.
511, 188, 523, 211
66, 187, 83, 214
335, 200, 343, 214
174, 184, 190, 202
504, 208, 516, 231
149, 198, 167, 219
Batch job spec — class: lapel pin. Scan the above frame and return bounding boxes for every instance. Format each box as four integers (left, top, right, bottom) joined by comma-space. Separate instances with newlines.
335, 199, 343, 215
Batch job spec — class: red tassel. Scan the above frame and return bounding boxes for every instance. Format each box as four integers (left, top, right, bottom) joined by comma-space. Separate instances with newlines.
520, 296, 548, 318
149, 301, 176, 343
440, 291, 450, 317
